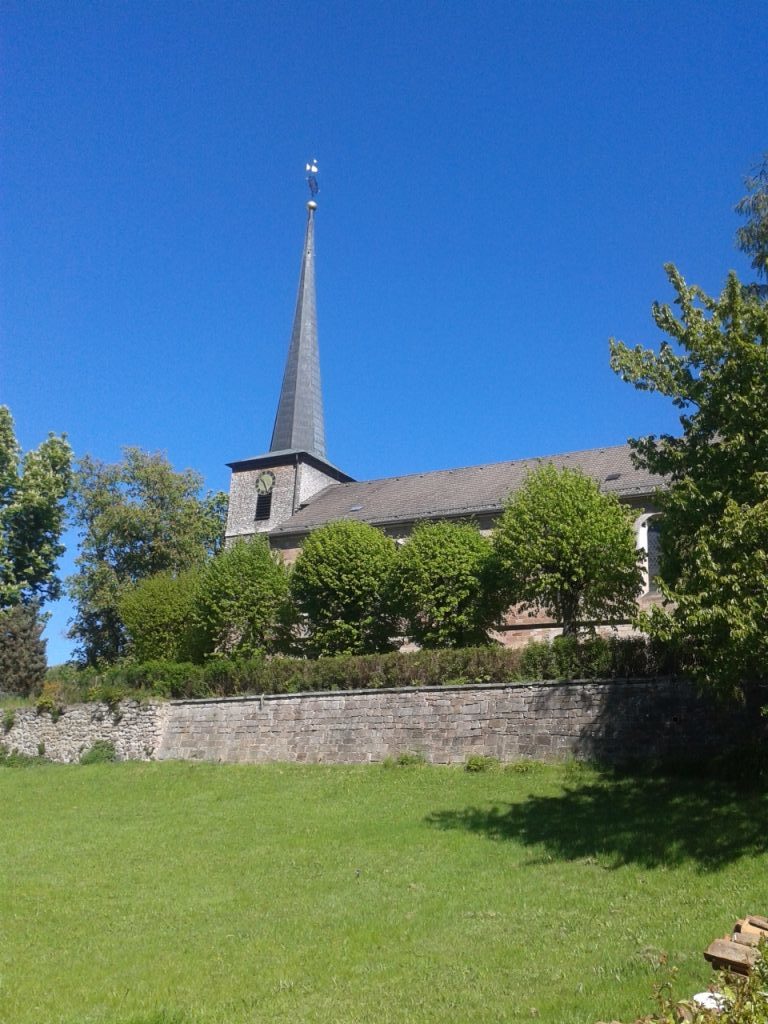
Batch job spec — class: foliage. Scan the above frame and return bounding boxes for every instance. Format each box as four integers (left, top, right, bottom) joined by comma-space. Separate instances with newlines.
2, 709, 14, 732
0, 602, 47, 696
64, 636, 677, 701
735, 152, 768, 288
34, 679, 66, 720
67, 447, 227, 665
491, 464, 643, 636
0, 742, 49, 767
464, 754, 499, 772
519, 634, 678, 681
0, 405, 72, 609
120, 567, 207, 664
196, 536, 292, 658
80, 740, 117, 765
290, 520, 398, 656
610, 266, 768, 697
602, 944, 768, 1023
390, 520, 494, 648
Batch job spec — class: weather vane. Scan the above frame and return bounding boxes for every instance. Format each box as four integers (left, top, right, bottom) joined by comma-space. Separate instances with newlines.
305, 159, 319, 199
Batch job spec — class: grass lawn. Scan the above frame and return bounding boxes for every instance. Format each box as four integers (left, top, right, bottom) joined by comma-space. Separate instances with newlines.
1, 759, 766, 1024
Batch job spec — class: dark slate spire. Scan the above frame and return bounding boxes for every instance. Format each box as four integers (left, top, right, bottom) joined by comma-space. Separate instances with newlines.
270, 200, 326, 459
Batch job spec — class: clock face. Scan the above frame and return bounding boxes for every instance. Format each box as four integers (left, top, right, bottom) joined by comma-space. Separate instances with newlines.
255, 471, 276, 496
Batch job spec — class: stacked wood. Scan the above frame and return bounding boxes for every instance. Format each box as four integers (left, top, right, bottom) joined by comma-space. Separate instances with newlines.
703, 915, 768, 975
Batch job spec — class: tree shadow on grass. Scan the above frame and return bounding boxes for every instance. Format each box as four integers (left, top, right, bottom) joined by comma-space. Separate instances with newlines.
425, 767, 768, 871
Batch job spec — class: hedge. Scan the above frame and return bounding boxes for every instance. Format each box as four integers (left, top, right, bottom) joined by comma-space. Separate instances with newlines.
43, 635, 680, 703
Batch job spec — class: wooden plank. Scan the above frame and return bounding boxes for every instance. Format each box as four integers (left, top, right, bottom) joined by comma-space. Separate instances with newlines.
704, 938, 758, 975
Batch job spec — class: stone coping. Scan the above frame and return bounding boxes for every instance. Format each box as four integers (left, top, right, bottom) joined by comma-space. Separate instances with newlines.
166, 676, 675, 707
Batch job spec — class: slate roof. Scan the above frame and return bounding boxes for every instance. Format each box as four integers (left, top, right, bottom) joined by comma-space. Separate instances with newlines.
270, 203, 326, 459
270, 443, 666, 537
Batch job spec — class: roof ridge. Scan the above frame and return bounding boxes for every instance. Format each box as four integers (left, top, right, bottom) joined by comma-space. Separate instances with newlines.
324, 442, 634, 491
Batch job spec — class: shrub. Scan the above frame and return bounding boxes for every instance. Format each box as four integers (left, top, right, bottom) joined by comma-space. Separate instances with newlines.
120, 567, 206, 664
0, 603, 47, 696
196, 537, 292, 658
464, 754, 499, 772
80, 740, 117, 765
290, 521, 398, 656
2, 709, 14, 733
390, 520, 495, 648
55, 637, 678, 703
0, 742, 48, 767
35, 680, 65, 721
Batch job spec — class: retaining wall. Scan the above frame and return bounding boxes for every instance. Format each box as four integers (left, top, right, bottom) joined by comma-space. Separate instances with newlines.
3, 679, 763, 766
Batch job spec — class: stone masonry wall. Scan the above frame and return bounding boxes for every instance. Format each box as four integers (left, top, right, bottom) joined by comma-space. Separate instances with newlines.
4, 700, 166, 763
3, 679, 762, 766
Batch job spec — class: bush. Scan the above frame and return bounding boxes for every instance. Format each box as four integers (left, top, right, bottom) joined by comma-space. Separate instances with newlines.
390, 520, 495, 648
464, 754, 499, 772
196, 537, 292, 658
35, 680, 66, 721
120, 567, 206, 664
0, 603, 47, 696
0, 742, 49, 767
80, 740, 117, 764
62, 636, 677, 702
291, 521, 398, 656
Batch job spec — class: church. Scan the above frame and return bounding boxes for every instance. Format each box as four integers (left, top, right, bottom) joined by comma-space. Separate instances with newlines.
224, 188, 664, 646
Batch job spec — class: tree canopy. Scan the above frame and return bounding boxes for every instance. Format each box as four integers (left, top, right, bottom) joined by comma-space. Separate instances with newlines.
735, 152, 768, 287
390, 520, 494, 648
610, 265, 768, 695
491, 464, 643, 636
68, 447, 227, 665
0, 406, 72, 610
290, 520, 398, 656
195, 537, 292, 659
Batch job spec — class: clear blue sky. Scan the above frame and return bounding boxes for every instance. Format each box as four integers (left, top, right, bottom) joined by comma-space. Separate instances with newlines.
2, 0, 766, 663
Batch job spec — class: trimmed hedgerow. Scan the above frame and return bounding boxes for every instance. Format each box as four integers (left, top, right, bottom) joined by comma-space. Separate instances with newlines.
46, 635, 680, 702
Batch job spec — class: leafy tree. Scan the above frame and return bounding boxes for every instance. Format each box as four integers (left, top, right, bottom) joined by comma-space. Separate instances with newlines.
68, 448, 227, 665
390, 520, 494, 648
0, 406, 72, 610
491, 464, 643, 636
735, 152, 768, 287
0, 603, 47, 696
196, 536, 292, 659
610, 265, 768, 696
119, 567, 207, 664
290, 521, 398, 656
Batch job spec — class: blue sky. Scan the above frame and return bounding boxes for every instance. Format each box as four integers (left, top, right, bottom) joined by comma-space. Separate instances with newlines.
2, 0, 766, 663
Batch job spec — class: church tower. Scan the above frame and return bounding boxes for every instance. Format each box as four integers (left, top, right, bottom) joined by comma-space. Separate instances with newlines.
224, 173, 353, 545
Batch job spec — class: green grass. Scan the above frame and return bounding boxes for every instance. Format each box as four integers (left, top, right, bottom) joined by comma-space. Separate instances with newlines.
1, 760, 766, 1024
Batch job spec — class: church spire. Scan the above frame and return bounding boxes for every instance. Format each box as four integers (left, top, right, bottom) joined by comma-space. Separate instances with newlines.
270, 170, 326, 460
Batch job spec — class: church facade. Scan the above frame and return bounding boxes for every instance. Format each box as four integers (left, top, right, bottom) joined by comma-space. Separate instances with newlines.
225, 195, 664, 646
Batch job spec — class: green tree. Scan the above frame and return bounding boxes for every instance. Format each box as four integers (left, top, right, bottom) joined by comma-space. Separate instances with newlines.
0, 406, 72, 610
610, 265, 768, 696
390, 520, 494, 648
491, 464, 643, 636
735, 152, 768, 287
119, 567, 206, 664
0, 603, 47, 696
195, 537, 292, 659
290, 521, 397, 656
68, 448, 227, 665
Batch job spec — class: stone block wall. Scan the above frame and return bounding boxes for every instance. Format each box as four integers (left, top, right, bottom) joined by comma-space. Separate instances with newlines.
3, 679, 762, 766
